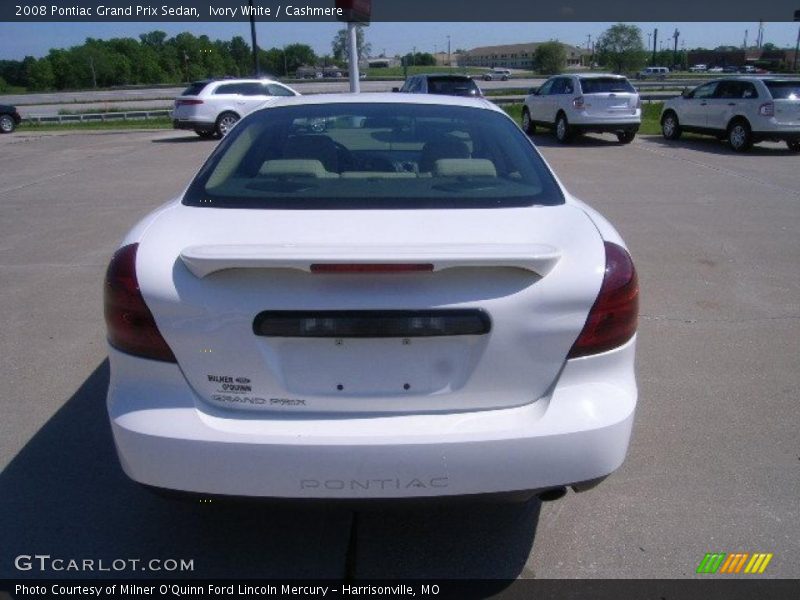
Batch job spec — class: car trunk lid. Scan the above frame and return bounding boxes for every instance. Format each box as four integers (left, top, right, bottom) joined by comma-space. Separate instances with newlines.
136, 203, 605, 414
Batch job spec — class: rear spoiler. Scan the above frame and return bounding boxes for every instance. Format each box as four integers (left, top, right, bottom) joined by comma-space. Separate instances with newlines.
180, 243, 561, 278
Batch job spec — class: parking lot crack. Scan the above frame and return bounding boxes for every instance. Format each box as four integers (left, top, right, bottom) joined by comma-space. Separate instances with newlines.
641, 313, 800, 324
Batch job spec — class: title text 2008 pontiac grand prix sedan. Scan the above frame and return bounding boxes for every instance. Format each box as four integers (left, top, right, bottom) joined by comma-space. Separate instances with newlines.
104, 94, 639, 500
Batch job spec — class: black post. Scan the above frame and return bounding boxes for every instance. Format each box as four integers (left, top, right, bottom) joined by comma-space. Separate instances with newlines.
652, 28, 658, 66
795, 11, 800, 72
249, 0, 260, 76
673, 29, 679, 68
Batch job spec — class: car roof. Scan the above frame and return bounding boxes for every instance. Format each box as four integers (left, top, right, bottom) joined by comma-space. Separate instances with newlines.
412, 73, 474, 80
715, 76, 799, 82
209, 77, 283, 85
257, 92, 502, 113
573, 73, 628, 79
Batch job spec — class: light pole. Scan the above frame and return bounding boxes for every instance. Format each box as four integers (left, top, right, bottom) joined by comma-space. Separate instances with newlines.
248, 0, 259, 76
794, 9, 800, 72
447, 35, 451, 69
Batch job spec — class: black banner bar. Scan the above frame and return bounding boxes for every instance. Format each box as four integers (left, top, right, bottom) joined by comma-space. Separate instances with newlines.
2, 579, 800, 600
2, 0, 800, 22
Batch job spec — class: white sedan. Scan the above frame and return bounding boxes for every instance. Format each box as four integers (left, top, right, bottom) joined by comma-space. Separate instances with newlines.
105, 94, 639, 500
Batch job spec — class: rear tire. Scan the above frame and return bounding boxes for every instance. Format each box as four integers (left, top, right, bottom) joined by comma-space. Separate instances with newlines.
554, 113, 572, 144
521, 109, 535, 135
727, 119, 752, 152
661, 111, 681, 140
617, 131, 636, 144
786, 140, 800, 153
0, 114, 15, 134
215, 112, 240, 138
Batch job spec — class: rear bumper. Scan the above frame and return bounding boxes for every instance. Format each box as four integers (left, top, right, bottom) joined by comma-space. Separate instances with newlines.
173, 119, 214, 133
107, 337, 637, 499
570, 116, 641, 134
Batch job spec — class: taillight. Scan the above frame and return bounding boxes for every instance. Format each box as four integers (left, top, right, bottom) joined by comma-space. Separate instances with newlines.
568, 242, 639, 359
759, 102, 774, 117
573, 96, 585, 109
635, 97, 642, 109
176, 99, 204, 106
104, 244, 176, 362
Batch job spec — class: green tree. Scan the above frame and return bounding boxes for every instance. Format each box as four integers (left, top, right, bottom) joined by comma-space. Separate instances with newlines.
332, 26, 371, 62
284, 43, 317, 74
533, 42, 567, 75
595, 23, 646, 74
402, 52, 436, 67
25, 57, 55, 90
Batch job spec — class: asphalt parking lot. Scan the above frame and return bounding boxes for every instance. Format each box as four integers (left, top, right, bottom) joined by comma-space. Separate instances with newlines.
0, 129, 797, 581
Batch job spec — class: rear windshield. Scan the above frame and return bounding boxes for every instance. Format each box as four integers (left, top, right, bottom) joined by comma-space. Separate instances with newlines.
182, 81, 209, 96
764, 81, 800, 100
579, 78, 636, 94
184, 103, 563, 210
427, 77, 481, 97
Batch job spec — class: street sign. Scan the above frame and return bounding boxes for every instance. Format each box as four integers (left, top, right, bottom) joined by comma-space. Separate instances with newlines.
336, 0, 371, 23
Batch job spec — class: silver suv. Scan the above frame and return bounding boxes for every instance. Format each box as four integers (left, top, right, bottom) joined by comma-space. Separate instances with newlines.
172, 78, 299, 138
660, 77, 800, 152
522, 74, 641, 144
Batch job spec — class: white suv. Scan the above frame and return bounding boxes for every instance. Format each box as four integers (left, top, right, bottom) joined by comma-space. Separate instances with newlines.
660, 77, 800, 152
173, 78, 299, 138
484, 68, 512, 81
522, 74, 641, 144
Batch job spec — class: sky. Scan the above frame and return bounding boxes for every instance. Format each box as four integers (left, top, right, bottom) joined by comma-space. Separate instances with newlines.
1, 22, 799, 60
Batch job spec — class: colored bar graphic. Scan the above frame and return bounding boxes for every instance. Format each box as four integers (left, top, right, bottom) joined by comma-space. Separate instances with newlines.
744, 553, 773, 574
696, 553, 727, 574
719, 553, 749, 573
698, 552, 773, 574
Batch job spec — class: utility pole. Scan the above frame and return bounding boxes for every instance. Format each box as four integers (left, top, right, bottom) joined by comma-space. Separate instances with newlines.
347, 22, 360, 93
794, 10, 800, 72
652, 28, 658, 65
248, 0, 259, 76
447, 35, 451, 69
586, 33, 591, 51
673, 29, 680, 68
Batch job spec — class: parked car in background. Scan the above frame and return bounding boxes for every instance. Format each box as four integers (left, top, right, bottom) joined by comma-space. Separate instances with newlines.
396, 74, 482, 97
104, 93, 639, 501
522, 74, 641, 143
483, 68, 512, 81
0, 104, 22, 133
739, 65, 757, 74
637, 66, 669, 80
173, 78, 300, 138
660, 77, 800, 151
708, 66, 724, 73
723, 66, 739, 73
689, 64, 708, 73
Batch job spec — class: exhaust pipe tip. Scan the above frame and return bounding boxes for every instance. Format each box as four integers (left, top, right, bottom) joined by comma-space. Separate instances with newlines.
538, 486, 567, 502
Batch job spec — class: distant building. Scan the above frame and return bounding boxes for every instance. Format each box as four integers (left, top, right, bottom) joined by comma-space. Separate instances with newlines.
460, 42, 589, 70
432, 51, 463, 67
687, 48, 799, 70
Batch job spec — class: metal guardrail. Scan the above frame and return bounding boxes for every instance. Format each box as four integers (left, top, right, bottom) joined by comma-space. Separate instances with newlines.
19, 89, 683, 123
23, 109, 172, 124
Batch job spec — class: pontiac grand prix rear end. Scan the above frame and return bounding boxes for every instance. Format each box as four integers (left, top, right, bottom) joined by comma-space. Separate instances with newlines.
104, 94, 638, 499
